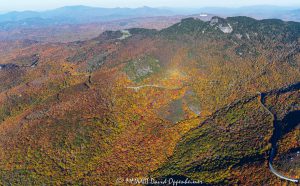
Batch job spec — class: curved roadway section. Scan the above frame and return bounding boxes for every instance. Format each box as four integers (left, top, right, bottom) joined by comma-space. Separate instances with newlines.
258, 92, 299, 183
126, 84, 181, 91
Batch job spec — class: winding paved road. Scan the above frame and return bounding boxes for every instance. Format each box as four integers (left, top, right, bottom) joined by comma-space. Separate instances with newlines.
126, 84, 181, 91
258, 92, 299, 183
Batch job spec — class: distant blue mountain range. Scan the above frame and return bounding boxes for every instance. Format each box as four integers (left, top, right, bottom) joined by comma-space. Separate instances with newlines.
0, 5, 299, 30
0, 6, 174, 23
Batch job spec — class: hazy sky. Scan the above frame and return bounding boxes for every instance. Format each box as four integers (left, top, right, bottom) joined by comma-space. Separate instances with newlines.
0, 0, 299, 12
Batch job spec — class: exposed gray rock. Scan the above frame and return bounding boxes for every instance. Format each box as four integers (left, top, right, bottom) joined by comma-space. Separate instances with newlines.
219, 23, 233, 34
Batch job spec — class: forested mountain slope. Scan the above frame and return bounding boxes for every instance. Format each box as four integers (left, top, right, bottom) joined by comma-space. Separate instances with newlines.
0, 16, 299, 185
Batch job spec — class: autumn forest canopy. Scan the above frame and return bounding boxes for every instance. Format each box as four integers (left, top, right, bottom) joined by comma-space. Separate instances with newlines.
0, 4, 299, 185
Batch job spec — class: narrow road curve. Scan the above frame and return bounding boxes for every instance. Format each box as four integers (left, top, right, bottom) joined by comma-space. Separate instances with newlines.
258, 92, 299, 183
126, 84, 182, 91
